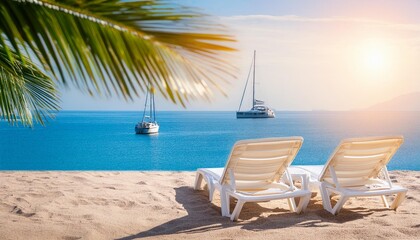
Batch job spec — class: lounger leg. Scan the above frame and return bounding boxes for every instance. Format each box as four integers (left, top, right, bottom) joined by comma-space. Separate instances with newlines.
230, 199, 245, 221
319, 183, 333, 213
319, 183, 348, 215
194, 172, 216, 202
390, 191, 407, 210
331, 195, 349, 215
287, 198, 297, 212
296, 194, 311, 214
380, 195, 390, 208
208, 180, 215, 202
194, 172, 203, 190
221, 188, 230, 217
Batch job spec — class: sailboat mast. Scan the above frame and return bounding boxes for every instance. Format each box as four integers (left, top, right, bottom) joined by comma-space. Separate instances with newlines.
149, 91, 152, 120
252, 50, 256, 108
142, 90, 149, 122
238, 54, 254, 112
152, 91, 156, 121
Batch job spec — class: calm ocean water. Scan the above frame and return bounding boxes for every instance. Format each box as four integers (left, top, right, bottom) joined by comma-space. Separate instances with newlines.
0, 111, 419, 171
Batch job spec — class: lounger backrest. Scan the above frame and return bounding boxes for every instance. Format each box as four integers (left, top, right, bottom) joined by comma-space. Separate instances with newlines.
319, 136, 403, 187
219, 137, 303, 190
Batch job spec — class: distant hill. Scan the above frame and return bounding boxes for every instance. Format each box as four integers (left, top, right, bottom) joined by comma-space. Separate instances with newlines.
366, 92, 420, 111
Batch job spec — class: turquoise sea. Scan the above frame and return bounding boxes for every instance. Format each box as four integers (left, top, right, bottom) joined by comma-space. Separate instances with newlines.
0, 111, 419, 170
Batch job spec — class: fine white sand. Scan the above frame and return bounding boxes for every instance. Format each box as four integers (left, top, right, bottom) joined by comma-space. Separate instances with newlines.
0, 171, 419, 239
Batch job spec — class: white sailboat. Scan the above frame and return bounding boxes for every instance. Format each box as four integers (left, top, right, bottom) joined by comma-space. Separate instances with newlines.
236, 51, 275, 118
135, 90, 159, 134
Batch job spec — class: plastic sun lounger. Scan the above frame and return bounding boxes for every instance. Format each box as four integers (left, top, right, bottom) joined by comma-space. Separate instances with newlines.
290, 136, 408, 215
194, 137, 311, 221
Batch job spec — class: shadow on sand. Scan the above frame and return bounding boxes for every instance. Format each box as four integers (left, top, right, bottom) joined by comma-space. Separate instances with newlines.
116, 186, 377, 239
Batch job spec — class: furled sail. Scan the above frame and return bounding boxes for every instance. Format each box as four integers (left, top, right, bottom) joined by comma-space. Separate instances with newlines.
254, 99, 265, 105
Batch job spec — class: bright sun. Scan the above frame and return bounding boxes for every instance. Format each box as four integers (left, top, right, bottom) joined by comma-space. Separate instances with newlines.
361, 41, 390, 72
364, 48, 386, 70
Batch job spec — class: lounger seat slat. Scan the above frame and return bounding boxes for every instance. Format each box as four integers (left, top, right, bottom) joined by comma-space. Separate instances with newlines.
333, 161, 380, 171
341, 140, 400, 150
334, 157, 384, 165
233, 155, 289, 162
325, 169, 375, 179
234, 159, 288, 168
232, 172, 277, 181
337, 147, 392, 157
335, 154, 386, 163
232, 149, 292, 158
236, 141, 299, 150
234, 164, 286, 173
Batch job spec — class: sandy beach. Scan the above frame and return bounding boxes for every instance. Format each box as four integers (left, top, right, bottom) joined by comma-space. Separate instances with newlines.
0, 171, 419, 239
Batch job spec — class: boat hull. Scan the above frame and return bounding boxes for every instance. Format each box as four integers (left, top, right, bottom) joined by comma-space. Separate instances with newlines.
236, 110, 275, 118
135, 123, 159, 134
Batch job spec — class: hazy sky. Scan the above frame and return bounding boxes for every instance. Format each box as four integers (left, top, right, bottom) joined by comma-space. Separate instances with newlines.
61, 0, 420, 111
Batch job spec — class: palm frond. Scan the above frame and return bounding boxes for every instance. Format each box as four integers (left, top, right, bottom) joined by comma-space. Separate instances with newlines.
0, 45, 59, 126
0, 0, 237, 105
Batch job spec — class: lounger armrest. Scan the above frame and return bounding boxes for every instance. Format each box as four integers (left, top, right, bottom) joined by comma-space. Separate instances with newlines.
290, 173, 309, 191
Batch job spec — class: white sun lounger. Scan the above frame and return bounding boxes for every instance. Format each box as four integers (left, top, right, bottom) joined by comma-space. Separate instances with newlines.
290, 136, 407, 215
194, 137, 311, 221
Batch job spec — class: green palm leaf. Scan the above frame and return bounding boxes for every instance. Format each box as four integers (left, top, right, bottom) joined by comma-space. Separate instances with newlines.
0, 45, 59, 126
0, 0, 236, 123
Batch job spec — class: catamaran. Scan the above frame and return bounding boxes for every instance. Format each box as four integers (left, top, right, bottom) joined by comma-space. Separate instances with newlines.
236, 51, 275, 118
135, 89, 159, 134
